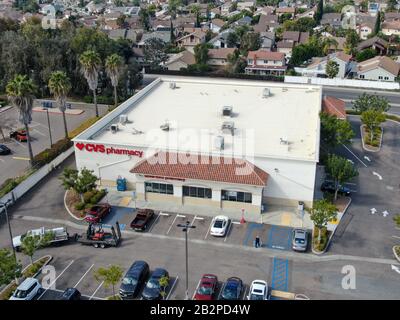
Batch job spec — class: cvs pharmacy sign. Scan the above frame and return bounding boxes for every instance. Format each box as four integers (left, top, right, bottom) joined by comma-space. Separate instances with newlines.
75, 142, 143, 157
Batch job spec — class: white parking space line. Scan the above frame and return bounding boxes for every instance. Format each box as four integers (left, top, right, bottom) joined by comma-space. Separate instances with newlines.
0, 158, 5, 163
242, 285, 249, 300
224, 222, 233, 242
13, 139, 26, 149
32, 128, 46, 136
192, 279, 201, 300
188, 215, 197, 234
232, 221, 241, 225
38, 260, 75, 300
148, 213, 162, 233
341, 144, 368, 168
166, 276, 179, 300
373, 171, 383, 180
73, 264, 94, 288
90, 281, 104, 300
166, 214, 179, 235
392, 235, 400, 239
204, 220, 212, 240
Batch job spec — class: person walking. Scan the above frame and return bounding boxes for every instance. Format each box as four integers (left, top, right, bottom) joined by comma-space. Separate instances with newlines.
255, 235, 261, 248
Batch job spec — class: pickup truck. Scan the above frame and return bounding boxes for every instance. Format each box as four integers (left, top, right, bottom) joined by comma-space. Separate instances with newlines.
13, 226, 69, 251
130, 209, 154, 231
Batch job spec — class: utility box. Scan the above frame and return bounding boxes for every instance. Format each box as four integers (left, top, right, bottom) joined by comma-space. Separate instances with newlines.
298, 201, 304, 211
116, 177, 127, 191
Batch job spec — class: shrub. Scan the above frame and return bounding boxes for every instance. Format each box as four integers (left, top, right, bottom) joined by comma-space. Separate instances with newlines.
0, 283, 17, 300
313, 227, 329, 252
33, 138, 72, 167
83, 190, 95, 204
85, 203, 93, 209
75, 202, 85, 210
68, 116, 101, 139
90, 189, 106, 204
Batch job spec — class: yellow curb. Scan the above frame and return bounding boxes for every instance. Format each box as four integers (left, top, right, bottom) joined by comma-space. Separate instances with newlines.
12, 156, 30, 161
330, 218, 338, 225
271, 290, 296, 300
119, 196, 132, 207
281, 213, 292, 226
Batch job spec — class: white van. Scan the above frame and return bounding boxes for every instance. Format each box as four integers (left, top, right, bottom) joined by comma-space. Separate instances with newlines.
9, 278, 42, 300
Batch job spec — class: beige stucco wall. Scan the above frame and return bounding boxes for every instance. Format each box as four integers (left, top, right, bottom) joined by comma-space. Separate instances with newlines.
221, 200, 260, 214
264, 196, 312, 208
146, 192, 181, 204
183, 196, 221, 207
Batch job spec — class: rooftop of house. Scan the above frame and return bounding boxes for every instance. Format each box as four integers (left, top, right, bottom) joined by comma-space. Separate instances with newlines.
382, 20, 400, 30
247, 50, 285, 60
74, 76, 322, 162
357, 56, 400, 75
208, 48, 236, 59
357, 36, 388, 51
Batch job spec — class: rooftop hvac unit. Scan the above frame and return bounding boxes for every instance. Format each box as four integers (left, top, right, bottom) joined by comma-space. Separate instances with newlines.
262, 88, 270, 98
280, 137, 289, 145
221, 121, 235, 135
169, 82, 176, 89
110, 124, 119, 134
160, 121, 170, 131
222, 106, 233, 117
119, 114, 128, 125
214, 135, 225, 150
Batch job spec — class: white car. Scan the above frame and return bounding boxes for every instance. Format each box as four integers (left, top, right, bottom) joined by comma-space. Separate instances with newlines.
210, 215, 230, 237
9, 278, 42, 300
247, 280, 270, 300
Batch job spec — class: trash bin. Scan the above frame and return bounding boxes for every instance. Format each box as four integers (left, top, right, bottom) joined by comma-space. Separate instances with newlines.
116, 177, 127, 191
298, 201, 304, 211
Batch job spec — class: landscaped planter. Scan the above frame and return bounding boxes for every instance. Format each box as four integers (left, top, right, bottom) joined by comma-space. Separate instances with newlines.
311, 227, 331, 255
64, 188, 107, 221
360, 124, 383, 152
393, 246, 400, 262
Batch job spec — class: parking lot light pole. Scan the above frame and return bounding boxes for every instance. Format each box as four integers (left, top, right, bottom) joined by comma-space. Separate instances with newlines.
45, 108, 53, 148
0, 199, 19, 284
177, 221, 196, 300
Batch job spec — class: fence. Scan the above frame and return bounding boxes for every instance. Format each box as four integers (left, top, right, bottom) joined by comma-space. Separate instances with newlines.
284, 76, 400, 90
0, 147, 74, 210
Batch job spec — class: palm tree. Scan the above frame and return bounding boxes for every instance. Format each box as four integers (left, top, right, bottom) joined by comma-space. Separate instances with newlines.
6, 75, 36, 166
105, 54, 124, 109
79, 50, 102, 117
48, 71, 71, 139
322, 37, 338, 55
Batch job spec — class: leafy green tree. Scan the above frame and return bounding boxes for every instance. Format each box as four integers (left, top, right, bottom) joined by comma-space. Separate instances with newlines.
307, 199, 337, 243
139, 8, 150, 31
48, 71, 71, 139
240, 32, 261, 53
361, 109, 386, 144
322, 37, 338, 55
352, 93, 390, 113
94, 265, 123, 298
105, 54, 124, 108
6, 74, 36, 166
325, 154, 358, 200
290, 40, 323, 66
227, 32, 239, 48
374, 11, 381, 35
326, 60, 339, 78
60, 167, 97, 202
194, 43, 210, 65
143, 38, 168, 69
168, 0, 182, 19
79, 50, 102, 117
229, 2, 237, 12
159, 275, 170, 300
278, 13, 293, 24
320, 112, 354, 150
0, 249, 22, 286
315, 0, 324, 23
284, 17, 317, 32
344, 29, 359, 55
394, 215, 400, 228
355, 48, 377, 62
190, 4, 201, 28
21, 233, 51, 265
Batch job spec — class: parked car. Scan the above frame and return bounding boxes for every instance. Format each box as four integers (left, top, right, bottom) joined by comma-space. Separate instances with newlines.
130, 209, 154, 231
219, 277, 243, 300
194, 274, 218, 300
60, 288, 81, 300
9, 129, 27, 142
247, 280, 270, 300
84, 203, 111, 223
9, 278, 42, 300
321, 181, 351, 196
292, 228, 309, 252
120, 260, 150, 299
141, 268, 169, 300
210, 215, 230, 237
0, 144, 11, 155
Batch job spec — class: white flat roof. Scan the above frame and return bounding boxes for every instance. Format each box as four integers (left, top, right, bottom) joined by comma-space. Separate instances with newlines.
75, 76, 322, 162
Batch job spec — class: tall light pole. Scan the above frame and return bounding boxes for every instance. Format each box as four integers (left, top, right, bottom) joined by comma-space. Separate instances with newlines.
0, 199, 19, 284
45, 107, 53, 148
177, 221, 196, 300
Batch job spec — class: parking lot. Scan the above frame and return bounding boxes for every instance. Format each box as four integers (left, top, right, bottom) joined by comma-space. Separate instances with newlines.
0, 102, 108, 184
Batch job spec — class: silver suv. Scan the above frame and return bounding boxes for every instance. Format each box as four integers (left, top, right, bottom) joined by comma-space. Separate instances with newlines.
292, 229, 308, 252
9, 278, 42, 300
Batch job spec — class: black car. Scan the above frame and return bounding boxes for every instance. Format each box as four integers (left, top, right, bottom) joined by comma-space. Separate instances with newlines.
141, 268, 169, 300
119, 260, 150, 299
321, 181, 351, 196
60, 288, 81, 300
0, 144, 11, 155
219, 277, 243, 300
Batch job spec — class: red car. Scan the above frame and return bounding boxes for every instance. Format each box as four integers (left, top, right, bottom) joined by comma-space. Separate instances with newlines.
84, 204, 111, 223
194, 274, 218, 300
9, 130, 27, 142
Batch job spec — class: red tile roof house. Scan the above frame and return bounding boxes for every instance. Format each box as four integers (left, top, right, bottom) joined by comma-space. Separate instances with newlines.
322, 96, 347, 120
245, 50, 287, 75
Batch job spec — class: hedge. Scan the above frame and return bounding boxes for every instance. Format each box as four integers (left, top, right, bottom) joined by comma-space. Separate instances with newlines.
33, 138, 73, 167
68, 116, 101, 139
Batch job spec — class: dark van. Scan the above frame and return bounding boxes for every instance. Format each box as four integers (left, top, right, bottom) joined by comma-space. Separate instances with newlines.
60, 288, 81, 300
119, 260, 150, 299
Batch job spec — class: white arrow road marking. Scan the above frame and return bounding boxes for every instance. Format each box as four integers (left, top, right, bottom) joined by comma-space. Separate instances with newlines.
392, 235, 400, 239
391, 265, 400, 274
363, 156, 371, 162
347, 159, 354, 164
370, 208, 377, 214
386, 186, 394, 191
372, 172, 382, 180
383, 210, 390, 217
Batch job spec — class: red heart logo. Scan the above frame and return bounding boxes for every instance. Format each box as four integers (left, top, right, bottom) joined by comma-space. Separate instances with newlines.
76, 143, 85, 151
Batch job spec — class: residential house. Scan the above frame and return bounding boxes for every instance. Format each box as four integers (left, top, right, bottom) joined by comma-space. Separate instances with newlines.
164, 50, 196, 70
382, 20, 400, 36
210, 18, 225, 33
275, 7, 295, 17
237, 1, 256, 12
208, 48, 236, 67
177, 30, 206, 53
108, 28, 140, 42
277, 41, 294, 57
356, 36, 388, 55
322, 96, 347, 120
209, 29, 239, 48
221, 1, 233, 16
320, 13, 342, 28
356, 13, 376, 40
253, 14, 280, 32
137, 31, 171, 47
322, 36, 346, 52
259, 32, 275, 50
277, 31, 309, 57
234, 16, 253, 27
383, 12, 400, 21
132, 47, 146, 66
245, 50, 287, 75
296, 6, 316, 19
296, 52, 352, 78
356, 56, 400, 81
